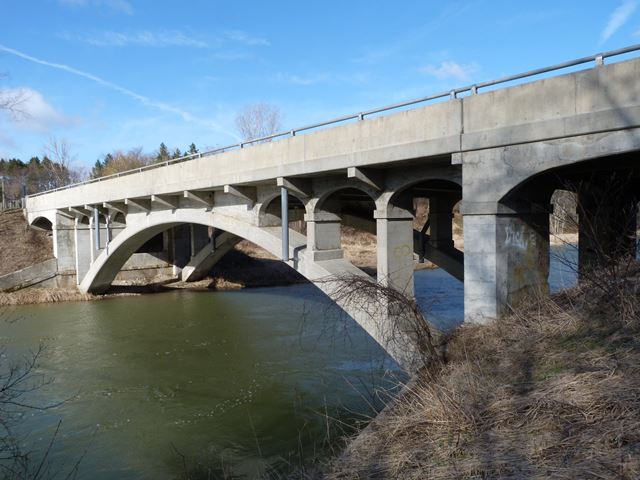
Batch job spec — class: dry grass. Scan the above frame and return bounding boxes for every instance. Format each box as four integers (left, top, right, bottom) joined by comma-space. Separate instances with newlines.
0, 288, 96, 306
0, 209, 53, 276
324, 277, 640, 479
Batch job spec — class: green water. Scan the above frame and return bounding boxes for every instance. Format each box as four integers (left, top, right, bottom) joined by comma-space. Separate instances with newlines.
1, 285, 401, 479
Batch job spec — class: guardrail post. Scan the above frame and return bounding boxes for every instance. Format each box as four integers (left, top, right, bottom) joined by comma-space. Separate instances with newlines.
281, 187, 289, 261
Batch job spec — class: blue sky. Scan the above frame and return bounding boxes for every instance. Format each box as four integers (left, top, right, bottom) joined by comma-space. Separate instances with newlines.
1, 0, 640, 170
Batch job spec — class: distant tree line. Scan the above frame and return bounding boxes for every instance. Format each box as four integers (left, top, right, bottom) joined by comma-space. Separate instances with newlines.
0, 142, 201, 203
0, 156, 75, 201
90, 142, 199, 179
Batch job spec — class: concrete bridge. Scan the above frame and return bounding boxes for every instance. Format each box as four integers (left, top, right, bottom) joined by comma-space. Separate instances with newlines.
23, 47, 640, 369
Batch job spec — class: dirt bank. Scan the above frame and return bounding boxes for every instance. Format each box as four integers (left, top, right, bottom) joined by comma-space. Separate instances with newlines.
0, 209, 53, 276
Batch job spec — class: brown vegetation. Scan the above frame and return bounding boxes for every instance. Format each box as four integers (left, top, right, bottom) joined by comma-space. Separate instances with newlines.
0, 288, 96, 306
0, 209, 52, 276
324, 272, 640, 479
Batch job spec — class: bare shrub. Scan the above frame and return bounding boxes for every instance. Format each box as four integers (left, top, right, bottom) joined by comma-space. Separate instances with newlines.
320, 274, 444, 371
550, 173, 639, 317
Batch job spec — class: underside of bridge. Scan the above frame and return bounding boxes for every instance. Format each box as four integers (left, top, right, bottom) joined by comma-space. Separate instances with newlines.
502, 154, 640, 281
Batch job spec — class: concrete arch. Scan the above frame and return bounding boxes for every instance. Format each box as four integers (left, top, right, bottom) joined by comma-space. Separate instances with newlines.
80, 210, 309, 294
311, 183, 379, 215
30, 216, 53, 231
497, 153, 640, 207
78, 208, 417, 369
382, 178, 462, 215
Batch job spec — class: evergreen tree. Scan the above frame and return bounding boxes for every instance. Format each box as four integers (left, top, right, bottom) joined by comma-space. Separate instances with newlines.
156, 143, 170, 163
91, 159, 103, 179
188, 143, 198, 155
172, 148, 182, 159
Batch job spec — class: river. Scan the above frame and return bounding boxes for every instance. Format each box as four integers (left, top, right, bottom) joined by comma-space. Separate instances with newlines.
0, 245, 579, 478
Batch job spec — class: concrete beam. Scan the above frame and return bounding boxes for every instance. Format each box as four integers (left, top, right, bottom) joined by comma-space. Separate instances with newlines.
124, 198, 151, 212
224, 185, 257, 203
103, 202, 127, 215
151, 194, 179, 209
277, 177, 311, 198
347, 167, 384, 191
68, 206, 91, 218
84, 204, 108, 215
184, 190, 213, 207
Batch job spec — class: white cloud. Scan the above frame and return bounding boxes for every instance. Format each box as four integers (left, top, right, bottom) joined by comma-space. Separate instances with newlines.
419, 61, 479, 82
224, 30, 270, 46
0, 43, 240, 141
0, 88, 75, 132
275, 73, 330, 86
70, 30, 210, 48
273, 71, 370, 87
59, 0, 133, 14
601, 0, 638, 43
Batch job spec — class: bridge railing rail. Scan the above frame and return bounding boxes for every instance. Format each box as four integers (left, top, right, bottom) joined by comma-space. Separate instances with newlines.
27, 43, 640, 199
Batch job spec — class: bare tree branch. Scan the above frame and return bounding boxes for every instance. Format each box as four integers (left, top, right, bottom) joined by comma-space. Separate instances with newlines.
235, 102, 283, 142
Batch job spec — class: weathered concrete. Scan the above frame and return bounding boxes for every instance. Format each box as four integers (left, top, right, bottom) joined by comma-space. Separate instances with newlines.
181, 231, 240, 282
0, 258, 58, 292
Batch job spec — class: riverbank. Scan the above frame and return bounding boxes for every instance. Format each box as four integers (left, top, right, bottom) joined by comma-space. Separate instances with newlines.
322, 271, 640, 479
0, 209, 53, 276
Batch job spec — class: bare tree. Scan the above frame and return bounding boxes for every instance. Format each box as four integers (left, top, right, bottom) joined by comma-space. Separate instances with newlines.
234, 102, 283, 142
0, 75, 28, 117
43, 138, 81, 188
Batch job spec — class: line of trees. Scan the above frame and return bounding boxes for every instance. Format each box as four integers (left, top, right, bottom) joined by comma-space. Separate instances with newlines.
89, 142, 199, 179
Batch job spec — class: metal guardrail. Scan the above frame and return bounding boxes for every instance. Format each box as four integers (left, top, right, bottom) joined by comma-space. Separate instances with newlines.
27, 43, 640, 199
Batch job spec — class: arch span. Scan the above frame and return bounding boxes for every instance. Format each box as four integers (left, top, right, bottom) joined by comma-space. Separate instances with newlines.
79, 208, 416, 369
80, 210, 311, 294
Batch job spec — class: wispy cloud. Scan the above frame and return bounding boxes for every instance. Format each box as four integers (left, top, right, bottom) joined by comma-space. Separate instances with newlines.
224, 30, 270, 46
61, 28, 269, 53
419, 61, 479, 82
273, 71, 370, 87
0, 88, 76, 132
0, 44, 239, 140
63, 30, 210, 48
58, 0, 133, 15
601, 0, 638, 43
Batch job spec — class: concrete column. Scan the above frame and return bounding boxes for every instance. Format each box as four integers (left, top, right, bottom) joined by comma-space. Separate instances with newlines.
171, 225, 192, 275
304, 212, 343, 261
190, 225, 210, 259
463, 205, 549, 322
74, 219, 92, 284
88, 216, 95, 264
375, 209, 415, 297
428, 196, 457, 249
53, 212, 76, 274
